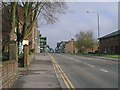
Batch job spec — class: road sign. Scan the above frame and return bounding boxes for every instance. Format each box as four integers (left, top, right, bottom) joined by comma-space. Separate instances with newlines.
40, 37, 47, 48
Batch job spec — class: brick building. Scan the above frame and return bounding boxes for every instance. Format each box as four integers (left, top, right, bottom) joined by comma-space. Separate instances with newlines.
65, 39, 78, 53
99, 30, 120, 54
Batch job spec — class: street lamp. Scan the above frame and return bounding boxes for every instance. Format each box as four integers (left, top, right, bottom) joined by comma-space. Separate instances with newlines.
87, 11, 100, 54
86, 11, 100, 39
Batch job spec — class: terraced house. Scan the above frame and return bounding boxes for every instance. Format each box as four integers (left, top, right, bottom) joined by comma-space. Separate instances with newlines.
99, 30, 120, 54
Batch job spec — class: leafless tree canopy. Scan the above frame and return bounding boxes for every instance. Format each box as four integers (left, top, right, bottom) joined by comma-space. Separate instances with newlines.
40, 2, 67, 24
18, 1, 67, 24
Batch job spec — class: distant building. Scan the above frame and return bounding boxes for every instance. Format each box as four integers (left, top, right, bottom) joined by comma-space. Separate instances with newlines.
55, 39, 78, 54
65, 39, 78, 53
99, 30, 120, 54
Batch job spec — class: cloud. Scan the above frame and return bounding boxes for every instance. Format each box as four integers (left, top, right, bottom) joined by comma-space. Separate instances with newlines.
39, 2, 118, 48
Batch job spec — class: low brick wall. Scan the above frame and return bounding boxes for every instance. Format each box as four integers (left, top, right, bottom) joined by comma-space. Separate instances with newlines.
1, 60, 18, 88
0, 64, 2, 89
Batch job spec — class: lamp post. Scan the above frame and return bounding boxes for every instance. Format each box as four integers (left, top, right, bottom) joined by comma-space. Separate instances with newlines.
87, 11, 100, 54
86, 11, 100, 39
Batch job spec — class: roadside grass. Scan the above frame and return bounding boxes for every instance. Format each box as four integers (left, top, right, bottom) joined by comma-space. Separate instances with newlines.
72, 53, 120, 59
104, 55, 120, 59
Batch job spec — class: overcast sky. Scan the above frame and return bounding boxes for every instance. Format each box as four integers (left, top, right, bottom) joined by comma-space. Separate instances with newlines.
38, 2, 118, 49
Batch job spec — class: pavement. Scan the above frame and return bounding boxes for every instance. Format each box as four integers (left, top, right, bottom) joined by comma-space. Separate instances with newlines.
11, 53, 62, 88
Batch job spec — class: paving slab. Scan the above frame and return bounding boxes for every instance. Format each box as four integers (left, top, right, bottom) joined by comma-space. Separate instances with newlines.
11, 53, 61, 88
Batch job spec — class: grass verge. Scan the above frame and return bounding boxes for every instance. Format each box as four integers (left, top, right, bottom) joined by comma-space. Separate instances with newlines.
73, 53, 120, 59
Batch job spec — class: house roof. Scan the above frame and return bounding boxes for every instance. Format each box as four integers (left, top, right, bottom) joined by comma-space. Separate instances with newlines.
99, 30, 120, 39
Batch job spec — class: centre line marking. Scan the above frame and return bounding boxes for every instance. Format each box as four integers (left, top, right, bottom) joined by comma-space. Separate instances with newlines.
63, 55, 95, 68
83, 63, 95, 67
61, 55, 110, 74
74, 60, 82, 63
100, 69, 109, 73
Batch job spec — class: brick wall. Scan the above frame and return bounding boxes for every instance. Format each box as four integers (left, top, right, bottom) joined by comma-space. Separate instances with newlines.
1, 60, 18, 88
99, 35, 120, 54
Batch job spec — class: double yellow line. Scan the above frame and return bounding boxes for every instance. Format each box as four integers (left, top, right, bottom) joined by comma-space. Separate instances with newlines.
49, 53, 75, 90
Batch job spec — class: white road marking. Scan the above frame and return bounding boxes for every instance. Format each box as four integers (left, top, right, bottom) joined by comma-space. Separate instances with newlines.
83, 62, 95, 67
74, 60, 82, 63
64, 56, 73, 60
58, 54, 110, 73
100, 69, 109, 73
63, 55, 96, 68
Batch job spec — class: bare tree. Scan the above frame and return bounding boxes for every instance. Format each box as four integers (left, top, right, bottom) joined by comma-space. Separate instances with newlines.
15, 1, 67, 41
2, 1, 67, 40
40, 2, 67, 24
2, 1, 67, 56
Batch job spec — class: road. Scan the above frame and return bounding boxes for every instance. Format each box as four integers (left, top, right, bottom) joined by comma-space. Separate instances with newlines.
50, 53, 118, 88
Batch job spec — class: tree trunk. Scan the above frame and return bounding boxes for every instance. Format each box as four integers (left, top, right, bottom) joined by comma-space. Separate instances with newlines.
10, 2, 17, 41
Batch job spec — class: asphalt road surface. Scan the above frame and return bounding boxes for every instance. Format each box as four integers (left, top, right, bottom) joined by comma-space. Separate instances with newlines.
50, 53, 118, 88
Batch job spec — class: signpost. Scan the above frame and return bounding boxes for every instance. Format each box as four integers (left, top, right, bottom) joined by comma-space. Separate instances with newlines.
40, 37, 47, 47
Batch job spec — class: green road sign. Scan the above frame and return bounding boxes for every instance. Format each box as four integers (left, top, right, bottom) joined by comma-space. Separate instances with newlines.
40, 37, 47, 47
